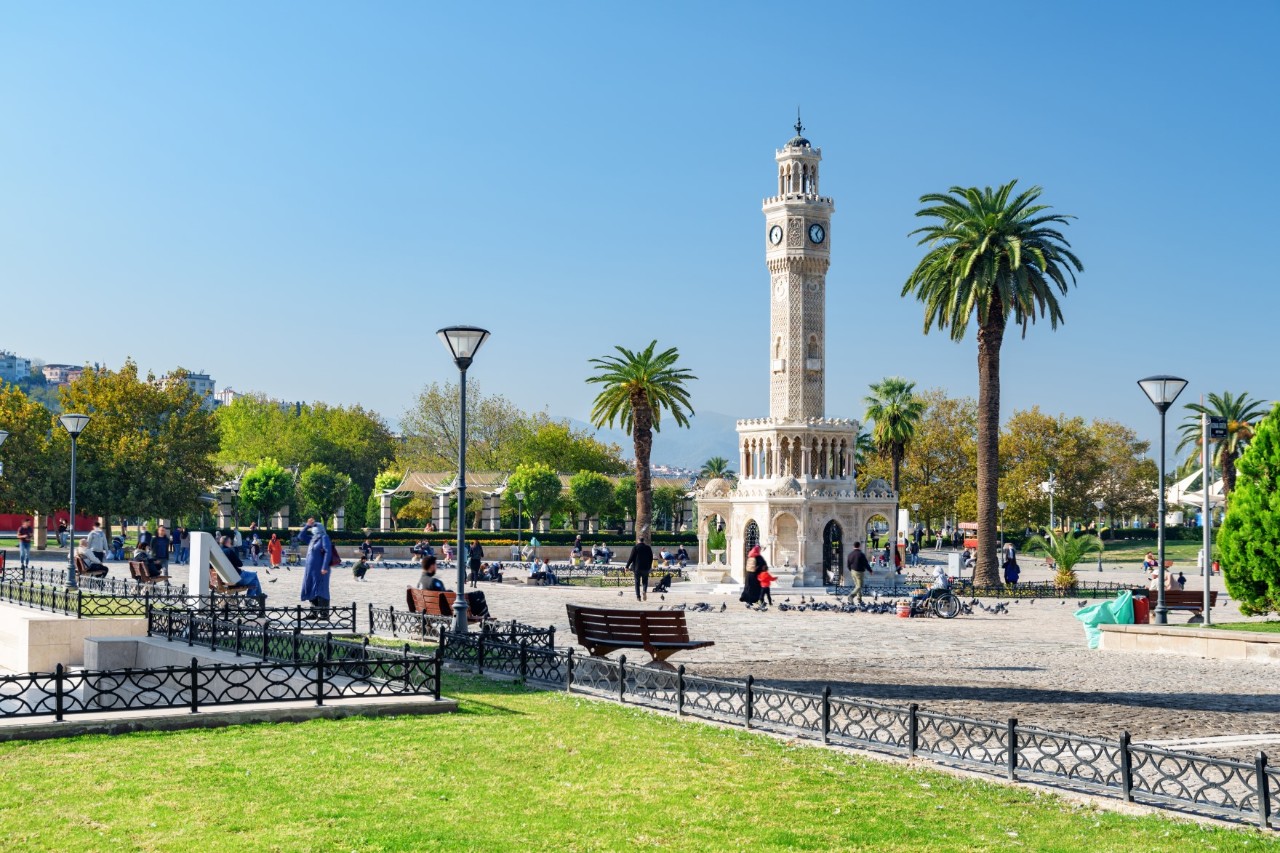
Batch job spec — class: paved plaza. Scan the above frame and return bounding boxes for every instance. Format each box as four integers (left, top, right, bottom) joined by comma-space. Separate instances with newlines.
20, 549, 1278, 758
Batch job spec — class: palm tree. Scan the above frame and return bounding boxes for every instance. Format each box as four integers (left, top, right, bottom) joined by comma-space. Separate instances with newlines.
863, 377, 925, 559
853, 427, 876, 473
1177, 391, 1269, 499
700, 456, 736, 481
1023, 530, 1103, 591
903, 181, 1082, 587
587, 341, 696, 543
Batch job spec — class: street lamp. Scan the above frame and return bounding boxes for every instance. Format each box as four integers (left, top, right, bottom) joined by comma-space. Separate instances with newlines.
515, 491, 526, 560
997, 501, 1007, 551
59, 414, 91, 590
1094, 499, 1106, 572
0, 430, 8, 478
437, 325, 490, 633
1039, 473, 1058, 532
1138, 374, 1188, 625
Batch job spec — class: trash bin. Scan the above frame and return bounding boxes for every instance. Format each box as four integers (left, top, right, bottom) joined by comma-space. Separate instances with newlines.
1132, 594, 1150, 624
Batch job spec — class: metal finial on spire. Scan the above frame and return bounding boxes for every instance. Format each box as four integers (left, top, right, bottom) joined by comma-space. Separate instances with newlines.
795, 107, 804, 136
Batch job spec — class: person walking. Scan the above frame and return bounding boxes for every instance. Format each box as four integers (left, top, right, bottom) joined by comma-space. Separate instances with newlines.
740, 545, 766, 608
757, 565, 777, 605
86, 521, 110, 564
467, 540, 485, 587
267, 533, 283, 571
625, 534, 654, 602
300, 520, 333, 618
152, 524, 171, 573
16, 517, 33, 569
846, 541, 872, 602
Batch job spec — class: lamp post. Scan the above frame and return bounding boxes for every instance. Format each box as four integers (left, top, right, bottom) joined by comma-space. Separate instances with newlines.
1094, 499, 1106, 572
0, 430, 8, 479
997, 501, 1006, 552
59, 414, 91, 590
515, 491, 525, 560
1138, 375, 1188, 625
437, 325, 490, 633
1039, 473, 1057, 532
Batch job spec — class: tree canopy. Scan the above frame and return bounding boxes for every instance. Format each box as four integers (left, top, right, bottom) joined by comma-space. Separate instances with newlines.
1218, 403, 1280, 615
505, 463, 562, 526
238, 458, 295, 525
0, 383, 57, 515
297, 462, 351, 526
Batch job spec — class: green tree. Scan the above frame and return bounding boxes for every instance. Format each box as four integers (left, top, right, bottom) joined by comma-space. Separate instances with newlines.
653, 483, 687, 532
298, 462, 351, 526
998, 408, 1100, 531
895, 389, 978, 531
1089, 420, 1157, 524
1177, 391, 1270, 500
864, 377, 925, 555
59, 362, 220, 533
613, 476, 637, 526
699, 456, 736, 480
365, 470, 409, 529
1024, 530, 1103, 591
1218, 403, 1280, 615
396, 496, 434, 527
903, 181, 1083, 586
587, 341, 695, 543
511, 416, 627, 475
568, 471, 615, 532
237, 458, 295, 526
505, 463, 562, 530
0, 384, 57, 516
399, 380, 528, 472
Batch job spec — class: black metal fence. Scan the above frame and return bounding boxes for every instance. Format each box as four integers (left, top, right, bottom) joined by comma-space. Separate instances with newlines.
0, 653, 440, 723
367, 605, 555, 648
829, 577, 1142, 600
430, 633, 1276, 830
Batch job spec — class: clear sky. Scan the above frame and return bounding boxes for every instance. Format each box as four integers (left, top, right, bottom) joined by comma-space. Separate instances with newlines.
3, 1, 1277, 462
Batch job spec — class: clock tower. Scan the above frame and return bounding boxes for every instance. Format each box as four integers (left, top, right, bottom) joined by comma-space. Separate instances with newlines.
693, 118, 897, 588
762, 116, 833, 421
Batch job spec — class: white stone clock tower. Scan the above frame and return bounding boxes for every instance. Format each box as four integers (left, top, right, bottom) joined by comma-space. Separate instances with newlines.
694, 118, 897, 588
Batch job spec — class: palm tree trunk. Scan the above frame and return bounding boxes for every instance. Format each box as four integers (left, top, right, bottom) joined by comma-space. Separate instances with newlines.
632, 394, 654, 544
1220, 447, 1237, 499
975, 314, 1005, 587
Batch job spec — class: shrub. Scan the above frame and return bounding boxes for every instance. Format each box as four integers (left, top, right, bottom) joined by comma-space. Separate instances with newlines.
1218, 403, 1280, 616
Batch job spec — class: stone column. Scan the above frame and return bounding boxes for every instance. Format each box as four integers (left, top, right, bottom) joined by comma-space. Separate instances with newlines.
588, 515, 599, 534
216, 489, 235, 528
272, 506, 290, 529
486, 494, 500, 532
435, 494, 450, 532
33, 510, 47, 550
538, 513, 550, 533
624, 513, 634, 535
380, 493, 393, 532
334, 505, 345, 532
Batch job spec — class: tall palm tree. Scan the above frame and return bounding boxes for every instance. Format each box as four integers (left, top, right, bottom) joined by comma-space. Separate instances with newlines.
853, 427, 876, 473
588, 341, 695, 543
700, 456, 736, 481
903, 181, 1083, 587
864, 377, 925, 560
1177, 391, 1269, 499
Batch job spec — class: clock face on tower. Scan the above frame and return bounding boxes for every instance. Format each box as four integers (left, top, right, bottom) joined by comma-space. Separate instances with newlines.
808, 223, 826, 245
768, 224, 783, 245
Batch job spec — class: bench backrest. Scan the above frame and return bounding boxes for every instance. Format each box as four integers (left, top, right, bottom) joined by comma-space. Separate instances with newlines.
1162, 589, 1218, 604
406, 587, 455, 617
566, 604, 692, 645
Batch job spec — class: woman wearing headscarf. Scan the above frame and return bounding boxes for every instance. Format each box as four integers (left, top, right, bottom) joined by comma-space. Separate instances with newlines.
301, 521, 333, 618
739, 545, 765, 608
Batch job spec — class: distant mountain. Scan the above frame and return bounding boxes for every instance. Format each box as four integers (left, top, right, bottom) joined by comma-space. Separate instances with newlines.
569, 410, 740, 471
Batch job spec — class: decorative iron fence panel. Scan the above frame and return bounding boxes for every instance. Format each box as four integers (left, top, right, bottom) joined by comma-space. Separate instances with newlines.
1015, 726, 1123, 792
680, 673, 746, 723
1129, 744, 1259, 819
914, 710, 1009, 767
750, 685, 824, 737
826, 697, 909, 752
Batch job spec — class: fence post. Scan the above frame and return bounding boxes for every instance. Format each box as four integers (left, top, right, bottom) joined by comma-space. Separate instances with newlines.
822, 686, 831, 744
519, 638, 528, 681
234, 621, 243, 657
54, 664, 65, 722
618, 655, 627, 704
908, 703, 919, 756
296, 604, 302, 627
292, 628, 301, 662
368, 603, 375, 635
1119, 731, 1134, 802
210, 613, 218, 652
390, 606, 397, 637
1255, 752, 1271, 831
187, 610, 195, 647
677, 664, 685, 716
566, 648, 574, 693
433, 643, 443, 701
189, 658, 200, 714
76, 588, 83, 619
314, 653, 326, 706
166, 610, 174, 642
745, 675, 754, 730
325, 633, 333, 663
351, 601, 356, 633
477, 632, 486, 674
1006, 718, 1018, 781
549, 625, 556, 650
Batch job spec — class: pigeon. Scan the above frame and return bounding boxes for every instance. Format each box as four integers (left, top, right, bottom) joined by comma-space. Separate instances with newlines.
660, 594, 665, 601
269, 578, 277, 583
719, 602, 727, 612
618, 591, 624, 597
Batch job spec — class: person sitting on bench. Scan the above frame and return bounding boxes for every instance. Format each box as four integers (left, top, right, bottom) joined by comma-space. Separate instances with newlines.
75, 540, 110, 577
417, 555, 489, 617
132, 544, 166, 579
674, 545, 689, 568
219, 535, 265, 599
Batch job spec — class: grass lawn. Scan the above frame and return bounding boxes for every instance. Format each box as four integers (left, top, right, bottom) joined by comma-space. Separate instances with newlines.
1210, 621, 1280, 634
1103, 539, 1205, 564
0, 675, 1269, 851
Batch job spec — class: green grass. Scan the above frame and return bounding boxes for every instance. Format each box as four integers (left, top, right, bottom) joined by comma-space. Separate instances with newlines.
0, 675, 1269, 851
1209, 621, 1280, 634
1103, 539, 1205, 563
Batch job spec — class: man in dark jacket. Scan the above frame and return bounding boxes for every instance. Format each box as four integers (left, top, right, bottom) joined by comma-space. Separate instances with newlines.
846, 541, 872, 602
625, 535, 654, 602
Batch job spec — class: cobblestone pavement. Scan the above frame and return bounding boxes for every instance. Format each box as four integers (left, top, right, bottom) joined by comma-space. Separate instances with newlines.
30, 552, 1278, 756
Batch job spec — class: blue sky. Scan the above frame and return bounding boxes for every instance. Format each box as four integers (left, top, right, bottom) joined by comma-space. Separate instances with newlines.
3, 1, 1277, 463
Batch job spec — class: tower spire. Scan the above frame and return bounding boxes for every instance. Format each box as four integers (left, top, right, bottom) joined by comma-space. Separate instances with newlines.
795, 107, 803, 137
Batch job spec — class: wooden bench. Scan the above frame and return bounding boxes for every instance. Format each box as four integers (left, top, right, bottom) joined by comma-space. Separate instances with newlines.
128, 560, 169, 584
1136, 589, 1219, 621
566, 603, 714, 664
406, 587, 483, 623
210, 567, 250, 595
74, 554, 108, 579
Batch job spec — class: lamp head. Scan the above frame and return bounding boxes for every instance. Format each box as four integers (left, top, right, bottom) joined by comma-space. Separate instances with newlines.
59, 413, 91, 438
998, 501, 1007, 511
0, 430, 8, 447
1094, 499, 1106, 511
436, 325, 491, 370
1137, 375, 1188, 414
515, 491, 525, 502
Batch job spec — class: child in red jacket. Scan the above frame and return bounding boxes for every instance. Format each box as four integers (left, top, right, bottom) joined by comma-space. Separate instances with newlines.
757, 567, 777, 605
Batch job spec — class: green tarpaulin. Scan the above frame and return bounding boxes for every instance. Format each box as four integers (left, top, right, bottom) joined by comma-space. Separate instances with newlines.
1074, 590, 1134, 649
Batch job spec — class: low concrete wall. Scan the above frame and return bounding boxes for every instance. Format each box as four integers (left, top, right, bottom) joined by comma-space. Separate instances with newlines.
0, 603, 147, 672
1099, 623, 1280, 663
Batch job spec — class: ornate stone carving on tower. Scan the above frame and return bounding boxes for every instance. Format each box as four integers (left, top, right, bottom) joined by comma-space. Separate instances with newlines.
694, 118, 898, 588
